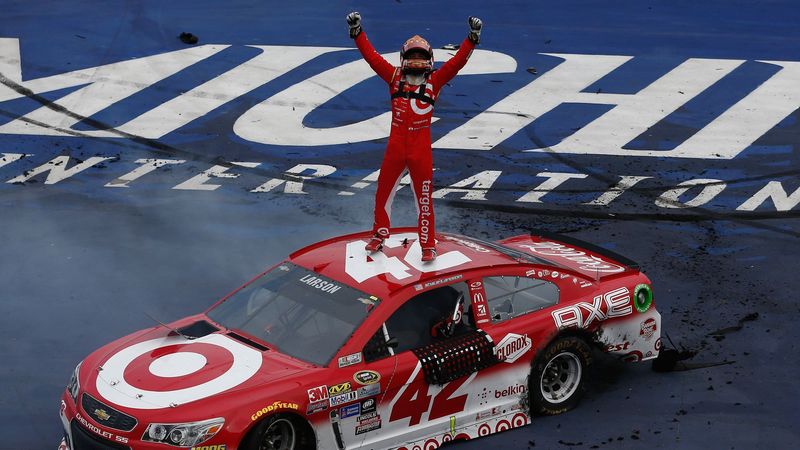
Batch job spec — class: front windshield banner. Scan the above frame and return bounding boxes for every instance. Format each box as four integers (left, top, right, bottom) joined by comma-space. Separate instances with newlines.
208, 263, 379, 366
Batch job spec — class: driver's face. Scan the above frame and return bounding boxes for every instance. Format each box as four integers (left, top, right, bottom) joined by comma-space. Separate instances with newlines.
405, 49, 429, 61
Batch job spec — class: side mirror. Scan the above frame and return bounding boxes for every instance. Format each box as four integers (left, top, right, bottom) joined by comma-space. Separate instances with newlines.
385, 337, 399, 349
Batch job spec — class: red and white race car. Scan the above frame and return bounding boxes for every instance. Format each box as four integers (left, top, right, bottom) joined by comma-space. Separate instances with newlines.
59, 229, 660, 450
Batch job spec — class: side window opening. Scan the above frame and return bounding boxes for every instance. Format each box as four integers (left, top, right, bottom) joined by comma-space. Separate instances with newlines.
363, 324, 392, 362
363, 283, 476, 361
483, 276, 559, 322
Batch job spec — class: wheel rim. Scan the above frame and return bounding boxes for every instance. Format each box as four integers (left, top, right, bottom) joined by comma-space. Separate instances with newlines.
259, 418, 296, 450
540, 351, 582, 404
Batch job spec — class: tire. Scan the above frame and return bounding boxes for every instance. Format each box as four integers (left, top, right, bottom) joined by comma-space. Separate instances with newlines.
528, 336, 592, 415
241, 414, 316, 450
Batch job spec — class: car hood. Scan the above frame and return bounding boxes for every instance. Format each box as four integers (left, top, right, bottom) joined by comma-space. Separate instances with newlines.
83, 321, 309, 412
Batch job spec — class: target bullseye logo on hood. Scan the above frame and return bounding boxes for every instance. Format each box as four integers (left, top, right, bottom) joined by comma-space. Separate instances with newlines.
96, 334, 262, 409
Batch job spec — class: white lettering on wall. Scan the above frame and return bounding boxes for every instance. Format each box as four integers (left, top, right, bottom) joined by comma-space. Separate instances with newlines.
737, 181, 800, 212
0, 153, 27, 170
6, 155, 111, 184
584, 176, 652, 206
432, 170, 502, 201
105, 159, 186, 188
251, 164, 336, 194
517, 172, 589, 203
0, 40, 227, 136
655, 178, 727, 208
173, 162, 260, 191
1, 40, 798, 161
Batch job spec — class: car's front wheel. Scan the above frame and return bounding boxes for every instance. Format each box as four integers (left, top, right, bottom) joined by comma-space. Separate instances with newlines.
528, 336, 592, 415
242, 414, 315, 450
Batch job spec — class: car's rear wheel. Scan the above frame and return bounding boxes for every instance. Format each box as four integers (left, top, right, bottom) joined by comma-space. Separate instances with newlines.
528, 336, 592, 415
242, 414, 315, 450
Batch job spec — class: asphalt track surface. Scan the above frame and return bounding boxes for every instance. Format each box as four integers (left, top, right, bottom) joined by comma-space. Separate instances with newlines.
1, 1, 799, 449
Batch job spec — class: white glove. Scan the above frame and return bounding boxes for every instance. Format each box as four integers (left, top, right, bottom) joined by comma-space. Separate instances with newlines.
468, 16, 482, 44
347, 12, 362, 39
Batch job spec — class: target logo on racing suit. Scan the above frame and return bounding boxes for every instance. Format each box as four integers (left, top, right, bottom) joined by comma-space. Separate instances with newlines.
410, 82, 435, 115
95, 334, 262, 409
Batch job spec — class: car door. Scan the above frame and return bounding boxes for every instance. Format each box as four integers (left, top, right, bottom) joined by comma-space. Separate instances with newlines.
352, 280, 501, 449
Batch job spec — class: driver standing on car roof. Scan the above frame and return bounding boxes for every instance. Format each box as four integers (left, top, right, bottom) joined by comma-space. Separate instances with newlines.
346, 12, 482, 262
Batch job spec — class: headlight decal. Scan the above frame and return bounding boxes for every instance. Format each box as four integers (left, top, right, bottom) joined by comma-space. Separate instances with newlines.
142, 418, 225, 447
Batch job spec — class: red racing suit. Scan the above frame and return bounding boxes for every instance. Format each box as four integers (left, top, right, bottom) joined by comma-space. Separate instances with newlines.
355, 32, 475, 249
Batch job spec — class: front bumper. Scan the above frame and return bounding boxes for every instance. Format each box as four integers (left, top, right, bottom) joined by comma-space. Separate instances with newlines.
59, 391, 235, 450
60, 393, 133, 450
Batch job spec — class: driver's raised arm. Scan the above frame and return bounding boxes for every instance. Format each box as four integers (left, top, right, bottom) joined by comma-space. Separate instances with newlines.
347, 12, 396, 84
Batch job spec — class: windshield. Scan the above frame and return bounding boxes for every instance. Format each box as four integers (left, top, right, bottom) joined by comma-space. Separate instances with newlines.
207, 263, 379, 366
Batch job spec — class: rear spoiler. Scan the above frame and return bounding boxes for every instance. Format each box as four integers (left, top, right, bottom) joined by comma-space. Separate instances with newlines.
529, 228, 641, 271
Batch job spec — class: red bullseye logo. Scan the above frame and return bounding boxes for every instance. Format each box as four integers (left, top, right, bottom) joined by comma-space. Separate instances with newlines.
495, 419, 511, 432
122, 343, 234, 391
511, 413, 527, 428
410, 83, 435, 115
96, 334, 262, 409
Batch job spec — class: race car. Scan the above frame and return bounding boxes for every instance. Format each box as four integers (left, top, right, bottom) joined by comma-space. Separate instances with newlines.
59, 228, 661, 450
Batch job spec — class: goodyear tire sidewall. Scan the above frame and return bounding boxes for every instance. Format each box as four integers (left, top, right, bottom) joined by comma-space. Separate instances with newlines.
528, 336, 592, 415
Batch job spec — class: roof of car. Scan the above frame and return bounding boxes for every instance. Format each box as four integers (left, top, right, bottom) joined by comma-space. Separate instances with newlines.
288, 228, 637, 300
288, 229, 523, 298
